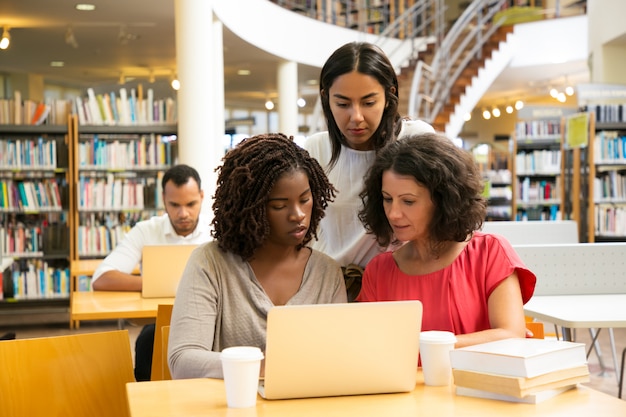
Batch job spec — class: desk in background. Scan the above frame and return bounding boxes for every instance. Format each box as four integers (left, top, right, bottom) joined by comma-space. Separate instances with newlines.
69, 259, 140, 328
126, 373, 626, 417
71, 291, 173, 329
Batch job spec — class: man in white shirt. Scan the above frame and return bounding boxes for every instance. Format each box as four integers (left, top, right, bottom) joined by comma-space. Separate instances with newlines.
92, 164, 212, 380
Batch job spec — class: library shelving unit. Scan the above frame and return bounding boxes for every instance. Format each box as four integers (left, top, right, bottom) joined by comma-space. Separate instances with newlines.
587, 120, 626, 243
483, 169, 513, 221
69, 116, 178, 277
511, 106, 576, 221
0, 122, 72, 319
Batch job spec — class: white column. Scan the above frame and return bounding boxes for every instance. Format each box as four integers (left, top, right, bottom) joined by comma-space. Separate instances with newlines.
174, 0, 224, 220
277, 60, 299, 137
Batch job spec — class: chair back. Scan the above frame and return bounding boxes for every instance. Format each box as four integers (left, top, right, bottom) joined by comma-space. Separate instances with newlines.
161, 325, 172, 380
0, 330, 134, 417
151, 303, 174, 380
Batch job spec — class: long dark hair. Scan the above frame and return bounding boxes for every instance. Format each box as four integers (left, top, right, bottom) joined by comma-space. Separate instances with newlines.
319, 42, 402, 169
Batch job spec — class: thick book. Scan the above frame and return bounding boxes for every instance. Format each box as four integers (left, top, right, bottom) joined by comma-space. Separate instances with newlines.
449, 338, 587, 378
455, 384, 577, 404
452, 364, 589, 398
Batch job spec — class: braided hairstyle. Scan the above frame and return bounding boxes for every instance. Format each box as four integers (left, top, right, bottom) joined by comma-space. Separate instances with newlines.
212, 133, 336, 261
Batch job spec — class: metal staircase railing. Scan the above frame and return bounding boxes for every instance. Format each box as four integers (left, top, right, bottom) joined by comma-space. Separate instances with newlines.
408, 0, 508, 126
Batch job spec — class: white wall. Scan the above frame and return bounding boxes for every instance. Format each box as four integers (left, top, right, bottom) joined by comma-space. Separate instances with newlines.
587, 0, 626, 84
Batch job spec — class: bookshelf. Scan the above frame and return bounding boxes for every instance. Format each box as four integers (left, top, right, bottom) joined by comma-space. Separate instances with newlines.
0, 123, 71, 313
588, 120, 626, 242
511, 106, 576, 221
70, 118, 178, 265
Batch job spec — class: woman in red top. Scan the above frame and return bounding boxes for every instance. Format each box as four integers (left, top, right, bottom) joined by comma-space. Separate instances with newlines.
357, 133, 536, 348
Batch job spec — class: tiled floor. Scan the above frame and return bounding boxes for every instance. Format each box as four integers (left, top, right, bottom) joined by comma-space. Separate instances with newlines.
2, 319, 624, 400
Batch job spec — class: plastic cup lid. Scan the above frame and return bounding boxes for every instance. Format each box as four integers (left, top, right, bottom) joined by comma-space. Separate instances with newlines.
220, 346, 264, 361
420, 330, 457, 344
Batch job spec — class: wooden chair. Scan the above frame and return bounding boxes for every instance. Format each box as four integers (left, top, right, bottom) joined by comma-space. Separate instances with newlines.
525, 320, 545, 339
0, 330, 134, 417
150, 303, 174, 381
161, 325, 172, 380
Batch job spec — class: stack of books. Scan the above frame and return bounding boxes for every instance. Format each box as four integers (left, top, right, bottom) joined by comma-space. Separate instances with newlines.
449, 338, 590, 403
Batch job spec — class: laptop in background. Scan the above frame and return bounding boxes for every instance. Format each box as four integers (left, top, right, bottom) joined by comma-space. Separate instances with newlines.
141, 244, 198, 298
258, 300, 423, 400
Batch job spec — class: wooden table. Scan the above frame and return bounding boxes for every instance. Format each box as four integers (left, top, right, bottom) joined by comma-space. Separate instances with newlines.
69, 259, 141, 328
71, 291, 173, 329
126, 373, 626, 417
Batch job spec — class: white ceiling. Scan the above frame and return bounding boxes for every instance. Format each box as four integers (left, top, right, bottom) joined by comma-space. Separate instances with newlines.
0, 0, 590, 113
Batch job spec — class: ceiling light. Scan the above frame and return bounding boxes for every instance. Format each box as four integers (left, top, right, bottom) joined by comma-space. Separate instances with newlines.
492, 107, 501, 118
463, 112, 471, 122
505, 105, 514, 114
75, 4, 96, 11
50, 61, 65, 67
482, 109, 491, 120
515, 100, 524, 110
0, 27, 10, 50
297, 98, 306, 108
565, 86, 574, 96
171, 78, 180, 91
557, 92, 566, 103
265, 100, 274, 111
237, 69, 250, 76
550, 88, 559, 98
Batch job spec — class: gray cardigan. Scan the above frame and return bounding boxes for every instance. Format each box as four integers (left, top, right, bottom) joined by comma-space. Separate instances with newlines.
168, 241, 347, 379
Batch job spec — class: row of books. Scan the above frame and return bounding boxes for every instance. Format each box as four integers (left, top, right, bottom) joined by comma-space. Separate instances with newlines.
594, 204, 626, 237
76, 87, 177, 126
515, 206, 561, 221
0, 223, 43, 256
517, 177, 559, 203
0, 93, 71, 126
594, 131, 626, 163
594, 171, 626, 202
2, 259, 70, 300
516, 120, 561, 140
76, 224, 131, 257
450, 338, 589, 403
0, 179, 66, 212
77, 134, 175, 169
585, 104, 626, 123
0, 138, 58, 169
515, 149, 561, 175
78, 176, 145, 211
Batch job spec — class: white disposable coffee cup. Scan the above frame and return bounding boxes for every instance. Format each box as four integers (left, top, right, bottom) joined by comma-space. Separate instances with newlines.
419, 330, 457, 386
220, 346, 264, 408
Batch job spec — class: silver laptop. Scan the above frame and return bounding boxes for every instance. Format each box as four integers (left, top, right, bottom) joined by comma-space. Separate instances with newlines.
141, 244, 198, 298
258, 300, 423, 400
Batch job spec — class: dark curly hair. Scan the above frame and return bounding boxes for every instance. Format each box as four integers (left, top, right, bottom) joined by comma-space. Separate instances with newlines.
358, 133, 487, 255
320, 42, 402, 169
212, 133, 336, 261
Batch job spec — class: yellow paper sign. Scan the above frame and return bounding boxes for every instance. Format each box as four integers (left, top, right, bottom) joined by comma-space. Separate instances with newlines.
566, 113, 589, 148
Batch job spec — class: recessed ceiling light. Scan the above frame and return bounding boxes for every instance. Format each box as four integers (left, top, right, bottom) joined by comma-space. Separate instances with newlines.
50, 61, 65, 67
237, 69, 251, 76
75, 4, 96, 11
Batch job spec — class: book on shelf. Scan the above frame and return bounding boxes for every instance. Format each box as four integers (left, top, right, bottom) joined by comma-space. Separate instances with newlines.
449, 338, 587, 378
452, 364, 589, 398
455, 384, 577, 404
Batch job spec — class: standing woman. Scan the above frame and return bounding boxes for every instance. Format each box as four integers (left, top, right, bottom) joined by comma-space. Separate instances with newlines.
357, 133, 536, 348
304, 42, 434, 272
168, 133, 347, 379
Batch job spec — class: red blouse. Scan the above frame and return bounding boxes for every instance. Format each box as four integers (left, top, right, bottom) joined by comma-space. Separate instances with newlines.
356, 232, 536, 334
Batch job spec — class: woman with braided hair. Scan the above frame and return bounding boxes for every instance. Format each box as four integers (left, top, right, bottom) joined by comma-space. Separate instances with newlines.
168, 133, 347, 379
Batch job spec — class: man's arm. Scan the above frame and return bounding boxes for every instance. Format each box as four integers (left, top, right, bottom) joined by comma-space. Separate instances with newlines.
92, 270, 142, 291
